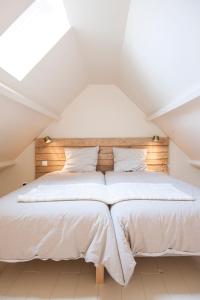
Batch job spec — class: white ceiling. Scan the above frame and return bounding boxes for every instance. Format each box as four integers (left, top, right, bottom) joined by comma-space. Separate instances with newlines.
0, 28, 88, 114
119, 0, 200, 115
0, 0, 34, 35
0, 0, 200, 163
63, 0, 131, 83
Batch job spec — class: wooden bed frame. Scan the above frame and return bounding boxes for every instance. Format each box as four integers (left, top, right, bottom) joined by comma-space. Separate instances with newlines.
35, 137, 169, 284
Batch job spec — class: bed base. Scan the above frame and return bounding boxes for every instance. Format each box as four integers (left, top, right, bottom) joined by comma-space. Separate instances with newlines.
135, 254, 200, 257
96, 265, 104, 284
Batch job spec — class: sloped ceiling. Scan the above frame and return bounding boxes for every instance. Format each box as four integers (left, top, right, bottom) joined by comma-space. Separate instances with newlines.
63, 0, 131, 83
0, 28, 88, 114
0, 0, 200, 165
119, 0, 200, 161
155, 97, 200, 160
0, 0, 34, 35
0, 94, 50, 161
119, 0, 200, 115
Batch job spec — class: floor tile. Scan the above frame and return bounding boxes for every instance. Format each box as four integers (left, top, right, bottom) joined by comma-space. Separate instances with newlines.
75, 272, 98, 300
141, 273, 170, 300
81, 262, 95, 274
99, 273, 121, 300
135, 257, 160, 274
122, 274, 146, 300
0, 258, 200, 300
50, 272, 79, 300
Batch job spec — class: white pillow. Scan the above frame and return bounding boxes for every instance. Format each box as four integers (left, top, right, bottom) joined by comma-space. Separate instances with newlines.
62, 146, 99, 172
113, 148, 147, 172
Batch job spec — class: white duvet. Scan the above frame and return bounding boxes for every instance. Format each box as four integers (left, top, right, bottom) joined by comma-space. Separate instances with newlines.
0, 171, 124, 285
18, 183, 107, 202
106, 171, 200, 284
18, 182, 193, 203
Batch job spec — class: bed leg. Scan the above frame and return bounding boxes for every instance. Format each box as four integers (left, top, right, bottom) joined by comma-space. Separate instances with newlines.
96, 265, 104, 284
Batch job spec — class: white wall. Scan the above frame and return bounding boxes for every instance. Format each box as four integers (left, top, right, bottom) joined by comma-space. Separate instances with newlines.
0, 84, 199, 196
0, 84, 162, 196
42, 84, 200, 187
42, 85, 163, 137
0, 143, 35, 197
169, 141, 200, 187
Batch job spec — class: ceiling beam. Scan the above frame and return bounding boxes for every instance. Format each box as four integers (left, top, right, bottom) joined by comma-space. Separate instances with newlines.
147, 88, 200, 121
0, 160, 16, 170
0, 82, 59, 120
190, 160, 200, 169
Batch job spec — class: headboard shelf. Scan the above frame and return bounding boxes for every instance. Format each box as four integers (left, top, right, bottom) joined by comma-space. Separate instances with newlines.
36, 138, 168, 147
35, 138, 169, 178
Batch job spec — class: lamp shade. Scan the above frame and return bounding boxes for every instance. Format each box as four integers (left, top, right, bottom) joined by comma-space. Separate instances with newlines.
152, 135, 160, 142
43, 136, 52, 144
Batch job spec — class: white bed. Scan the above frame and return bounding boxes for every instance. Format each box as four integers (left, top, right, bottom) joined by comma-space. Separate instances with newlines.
0, 171, 124, 285
106, 171, 200, 284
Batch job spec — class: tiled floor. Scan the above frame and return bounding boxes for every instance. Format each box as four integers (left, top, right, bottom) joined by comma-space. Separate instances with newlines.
0, 257, 200, 299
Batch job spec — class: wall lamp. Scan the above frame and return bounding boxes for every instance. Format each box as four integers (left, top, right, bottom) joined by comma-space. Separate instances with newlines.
152, 135, 160, 142
43, 136, 52, 144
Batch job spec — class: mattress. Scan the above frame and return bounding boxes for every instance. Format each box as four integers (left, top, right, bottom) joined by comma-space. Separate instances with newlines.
0, 171, 124, 285
106, 171, 200, 284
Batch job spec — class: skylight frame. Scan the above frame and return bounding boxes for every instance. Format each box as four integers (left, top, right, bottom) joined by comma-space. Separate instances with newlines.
0, 0, 71, 81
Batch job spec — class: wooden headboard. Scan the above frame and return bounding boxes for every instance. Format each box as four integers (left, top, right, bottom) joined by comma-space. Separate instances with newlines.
35, 138, 169, 178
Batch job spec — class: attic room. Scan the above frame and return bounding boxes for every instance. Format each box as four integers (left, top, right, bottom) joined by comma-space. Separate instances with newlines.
0, 0, 200, 299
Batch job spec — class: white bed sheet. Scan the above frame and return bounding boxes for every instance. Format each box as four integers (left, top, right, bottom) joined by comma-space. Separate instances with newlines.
0, 171, 124, 285
106, 171, 200, 284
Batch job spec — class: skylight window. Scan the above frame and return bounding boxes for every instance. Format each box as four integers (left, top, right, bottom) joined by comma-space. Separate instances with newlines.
0, 0, 70, 81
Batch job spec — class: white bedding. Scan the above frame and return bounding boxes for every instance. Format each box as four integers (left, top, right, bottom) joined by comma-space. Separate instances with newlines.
18, 183, 107, 202
107, 182, 194, 202
0, 171, 124, 285
18, 181, 193, 204
106, 171, 200, 284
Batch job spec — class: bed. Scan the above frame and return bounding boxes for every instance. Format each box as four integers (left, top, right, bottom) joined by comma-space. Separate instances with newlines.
0, 137, 173, 285
33, 136, 170, 285
106, 171, 200, 284
0, 138, 129, 285
0, 171, 125, 284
